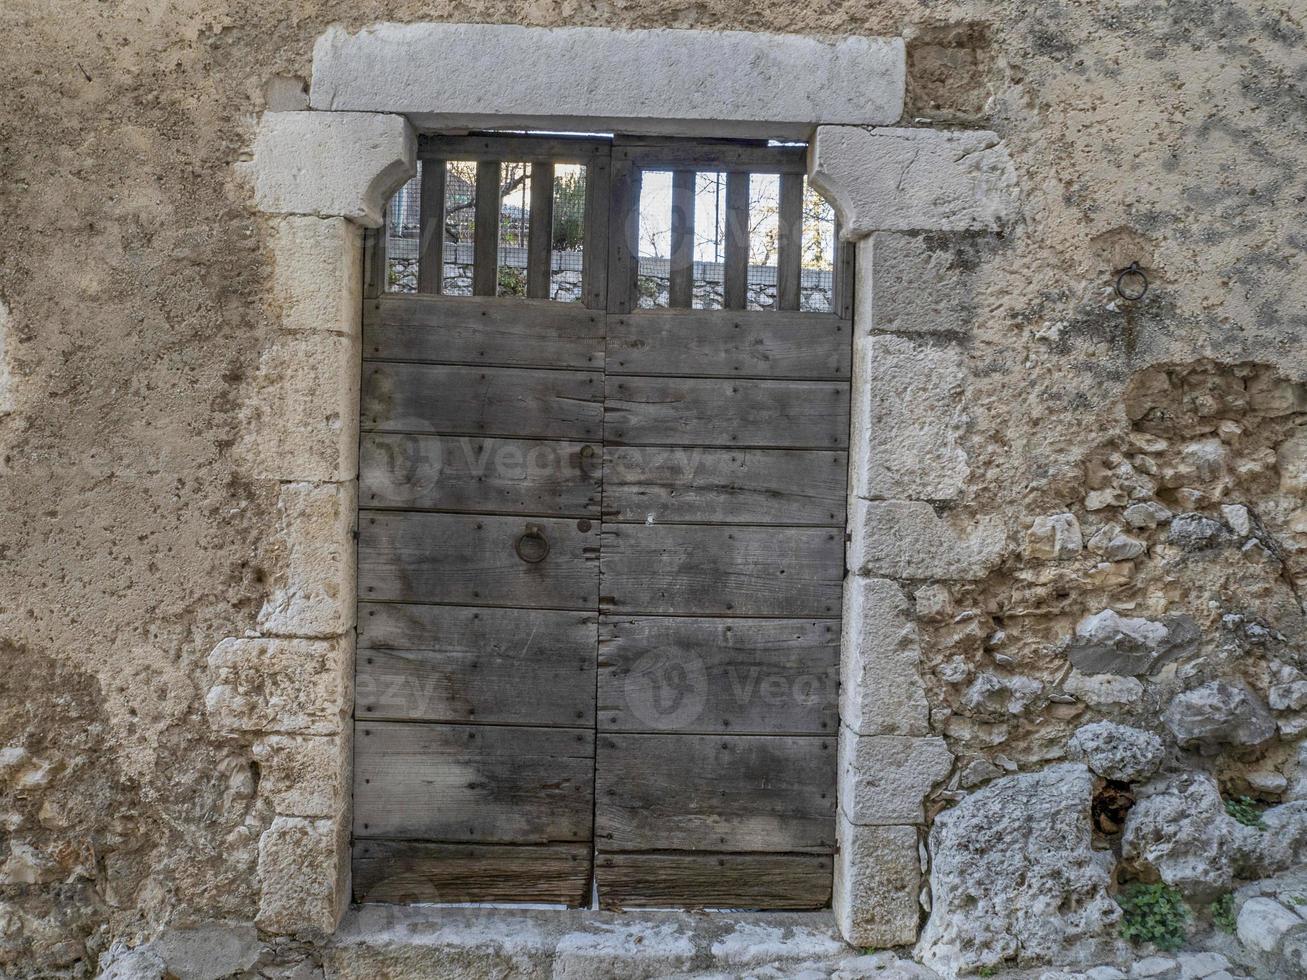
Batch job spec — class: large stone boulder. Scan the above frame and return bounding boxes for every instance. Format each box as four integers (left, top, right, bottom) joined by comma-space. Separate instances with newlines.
1121, 772, 1241, 901
1163, 680, 1276, 752
916, 763, 1124, 978
1067, 610, 1199, 677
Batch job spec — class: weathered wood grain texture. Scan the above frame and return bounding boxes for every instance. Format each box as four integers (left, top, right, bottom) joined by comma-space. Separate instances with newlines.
364, 295, 605, 370
357, 603, 596, 726
605, 376, 849, 448
594, 733, 836, 852
354, 840, 592, 906
596, 852, 832, 910
607, 311, 851, 380
362, 362, 603, 441
597, 616, 838, 734
360, 433, 601, 516
776, 173, 804, 311
614, 142, 806, 173
607, 161, 640, 315
600, 524, 843, 617
419, 134, 611, 164
358, 511, 600, 609
353, 721, 595, 841
669, 170, 695, 309
602, 446, 846, 525
582, 156, 611, 311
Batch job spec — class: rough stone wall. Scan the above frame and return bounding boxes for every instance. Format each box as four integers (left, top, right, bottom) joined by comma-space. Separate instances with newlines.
0, 1, 1305, 976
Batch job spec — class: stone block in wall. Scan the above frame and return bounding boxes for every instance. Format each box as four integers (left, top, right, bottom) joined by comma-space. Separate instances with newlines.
834, 814, 922, 947
235, 330, 360, 483
238, 111, 416, 228
257, 480, 357, 638
839, 728, 953, 825
205, 636, 351, 736
809, 126, 1018, 237
252, 731, 349, 818
269, 217, 363, 336
847, 498, 1007, 580
841, 577, 930, 736
859, 231, 1001, 335
852, 334, 968, 501
256, 815, 348, 935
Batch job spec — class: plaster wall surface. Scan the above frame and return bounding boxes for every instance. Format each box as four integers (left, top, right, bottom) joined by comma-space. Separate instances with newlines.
1, 2, 1306, 977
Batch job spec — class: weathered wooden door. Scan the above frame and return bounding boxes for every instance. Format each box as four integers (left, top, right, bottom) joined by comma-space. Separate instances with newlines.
352, 135, 850, 910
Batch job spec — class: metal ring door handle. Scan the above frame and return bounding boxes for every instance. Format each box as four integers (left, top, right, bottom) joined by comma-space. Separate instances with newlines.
515, 523, 550, 563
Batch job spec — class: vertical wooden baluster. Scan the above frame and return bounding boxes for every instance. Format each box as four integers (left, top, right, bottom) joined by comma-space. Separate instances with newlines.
583, 154, 611, 311
607, 157, 640, 314
776, 173, 803, 311
723, 171, 750, 311
669, 170, 696, 309
527, 161, 555, 300
473, 161, 501, 297
417, 159, 446, 295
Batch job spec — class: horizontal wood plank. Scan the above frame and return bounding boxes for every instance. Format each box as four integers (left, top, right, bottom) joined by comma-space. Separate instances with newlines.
353, 721, 594, 842
595, 733, 835, 853
365, 295, 605, 370
600, 525, 843, 617
614, 142, 807, 173
598, 617, 838, 734
608, 311, 850, 379
357, 603, 596, 726
596, 852, 831, 910
419, 134, 611, 163
603, 446, 846, 525
362, 363, 602, 441
358, 511, 599, 609
361, 433, 601, 516
605, 377, 848, 448
354, 840, 592, 906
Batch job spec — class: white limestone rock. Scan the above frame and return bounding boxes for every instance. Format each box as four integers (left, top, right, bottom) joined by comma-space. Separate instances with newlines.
1123, 501, 1173, 529
1122, 772, 1240, 901
1066, 722, 1164, 783
917, 764, 1123, 978
1163, 680, 1276, 751
1236, 896, 1303, 953
1026, 513, 1084, 560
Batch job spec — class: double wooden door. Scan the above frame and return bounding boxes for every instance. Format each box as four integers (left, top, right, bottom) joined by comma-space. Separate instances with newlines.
352, 135, 851, 909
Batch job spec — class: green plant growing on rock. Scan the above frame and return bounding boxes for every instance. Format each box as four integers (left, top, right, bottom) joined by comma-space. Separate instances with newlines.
1118, 882, 1190, 951
1211, 892, 1236, 933
1225, 795, 1267, 829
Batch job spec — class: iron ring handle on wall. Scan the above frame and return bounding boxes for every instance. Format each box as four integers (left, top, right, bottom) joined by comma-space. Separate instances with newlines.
1115, 262, 1149, 302
515, 523, 550, 563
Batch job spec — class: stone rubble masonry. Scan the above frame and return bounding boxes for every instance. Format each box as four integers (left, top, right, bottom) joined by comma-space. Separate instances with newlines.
0, 298, 13, 416
852, 334, 969, 501
237, 111, 416, 228
309, 23, 906, 139
835, 815, 923, 948
257, 480, 358, 639
809, 126, 1019, 237
840, 577, 931, 737
847, 498, 1008, 580
839, 728, 954, 826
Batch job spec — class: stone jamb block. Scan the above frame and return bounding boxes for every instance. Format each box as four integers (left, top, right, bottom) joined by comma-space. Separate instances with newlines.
840, 728, 954, 825
847, 498, 1007, 580
859, 231, 1002, 336
809, 125, 1018, 238
258, 480, 358, 638
238, 111, 416, 227
834, 814, 922, 948
310, 24, 906, 139
205, 636, 352, 736
841, 576, 930, 736
256, 815, 349, 934
268, 216, 364, 337
852, 333, 969, 501
235, 329, 361, 483
252, 731, 351, 819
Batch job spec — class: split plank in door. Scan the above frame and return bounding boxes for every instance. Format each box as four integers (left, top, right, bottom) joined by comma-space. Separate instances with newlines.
355, 293, 604, 905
